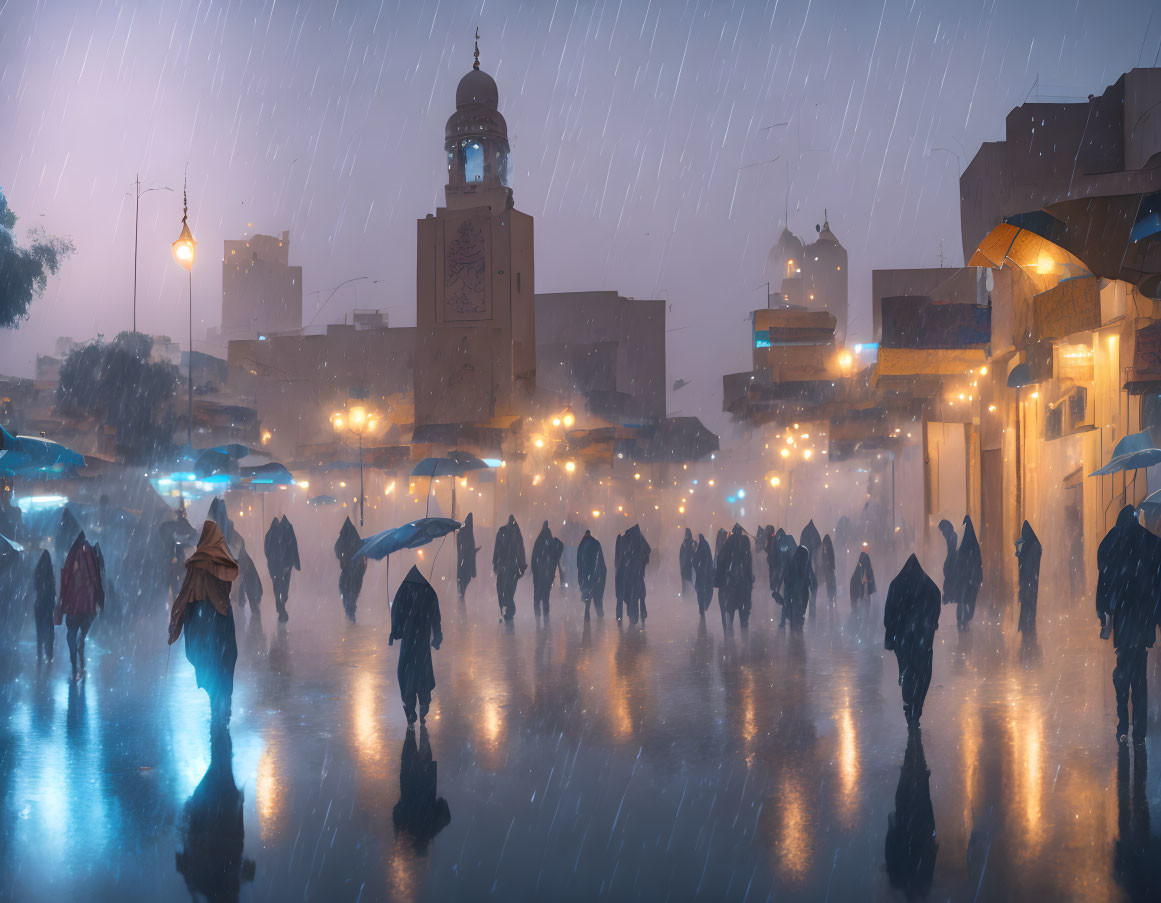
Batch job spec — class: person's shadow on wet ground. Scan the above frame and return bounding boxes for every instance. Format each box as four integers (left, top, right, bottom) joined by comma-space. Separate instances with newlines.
1115, 743, 1161, 901
392, 726, 451, 854
885, 729, 937, 900
175, 726, 255, 902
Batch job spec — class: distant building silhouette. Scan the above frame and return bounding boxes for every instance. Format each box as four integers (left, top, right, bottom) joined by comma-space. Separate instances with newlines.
221, 231, 302, 341
763, 214, 848, 343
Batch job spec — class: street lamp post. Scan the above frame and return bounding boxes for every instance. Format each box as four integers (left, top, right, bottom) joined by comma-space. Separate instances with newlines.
172, 177, 197, 448
129, 174, 173, 334
332, 405, 374, 527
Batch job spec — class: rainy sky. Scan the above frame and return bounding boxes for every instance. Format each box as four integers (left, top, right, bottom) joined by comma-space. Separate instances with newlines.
1, 0, 1158, 430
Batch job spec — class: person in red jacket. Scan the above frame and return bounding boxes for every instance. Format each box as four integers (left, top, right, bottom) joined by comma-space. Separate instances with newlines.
55, 531, 104, 681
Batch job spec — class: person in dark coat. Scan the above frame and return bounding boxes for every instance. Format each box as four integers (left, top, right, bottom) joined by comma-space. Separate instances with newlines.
937, 518, 959, 610
33, 549, 55, 664
1015, 520, 1042, 636
614, 532, 626, 620
390, 566, 443, 724
955, 516, 983, 630
235, 547, 263, 624
55, 532, 104, 681
769, 529, 797, 626
264, 516, 300, 623
883, 555, 941, 729
820, 534, 837, 606
492, 515, 525, 621
714, 528, 728, 563
885, 729, 937, 898
678, 528, 696, 597
169, 520, 239, 726
783, 545, 815, 632
334, 517, 367, 623
849, 551, 877, 607
692, 534, 715, 617
456, 512, 478, 603
54, 507, 82, 561
714, 524, 754, 631
1097, 505, 1161, 743
393, 726, 452, 854
799, 520, 822, 608
618, 524, 651, 626
175, 728, 255, 898
576, 530, 606, 620
531, 521, 563, 619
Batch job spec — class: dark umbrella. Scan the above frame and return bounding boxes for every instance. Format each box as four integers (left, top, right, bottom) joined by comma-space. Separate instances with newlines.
0, 425, 85, 476
355, 517, 463, 611
410, 452, 490, 517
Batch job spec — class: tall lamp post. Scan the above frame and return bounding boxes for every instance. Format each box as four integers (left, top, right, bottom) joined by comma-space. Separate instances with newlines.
128, 174, 173, 334
332, 405, 375, 527
172, 178, 197, 448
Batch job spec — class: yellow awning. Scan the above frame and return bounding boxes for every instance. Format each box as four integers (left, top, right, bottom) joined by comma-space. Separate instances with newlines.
876, 347, 986, 376
968, 222, 1088, 274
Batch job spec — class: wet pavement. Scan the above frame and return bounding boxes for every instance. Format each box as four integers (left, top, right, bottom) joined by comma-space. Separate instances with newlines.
2, 566, 1160, 902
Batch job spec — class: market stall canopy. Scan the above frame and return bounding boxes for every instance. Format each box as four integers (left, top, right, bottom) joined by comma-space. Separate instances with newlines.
0, 425, 85, 476
968, 222, 1089, 277
1089, 429, 1161, 476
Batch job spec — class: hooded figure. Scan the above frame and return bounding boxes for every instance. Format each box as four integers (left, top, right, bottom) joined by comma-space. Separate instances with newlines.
264, 516, 300, 622
531, 521, 564, 618
884, 730, 937, 899
799, 520, 823, 607
769, 529, 797, 625
678, 528, 696, 597
617, 524, 651, 625
492, 515, 526, 621
1097, 505, 1161, 742
576, 530, 607, 620
883, 555, 941, 728
235, 547, 263, 622
820, 534, 837, 605
714, 528, 728, 563
393, 727, 452, 854
34, 549, 55, 663
55, 532, 104, 681
692, 534, 715, 616
334, 517, 367, 623
54, 507, 82, 561
169, 520, 240, 725
714, 524, 754, 631
783, 545, 815, 632
937, 519, 959, 608
455, 512, 478, 602
1015, 521, 1042, 636
175, 729, 255, 898
849, 551, 877, 607
390, 566, 443, 724
954, 516, 983, 630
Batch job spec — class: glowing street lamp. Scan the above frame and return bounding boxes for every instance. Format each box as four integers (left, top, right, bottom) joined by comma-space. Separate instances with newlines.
171, 177, 197, 447
332, 403, 378, 526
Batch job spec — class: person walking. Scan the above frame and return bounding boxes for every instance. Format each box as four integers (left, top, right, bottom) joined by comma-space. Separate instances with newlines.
455, 512, 478, 603
33, 549, 55, 664
56, 532, 104, 681
576, 529, 607, 620
390, 566, 443, 725
883, 555, 941, 729
492, 516, 526, 621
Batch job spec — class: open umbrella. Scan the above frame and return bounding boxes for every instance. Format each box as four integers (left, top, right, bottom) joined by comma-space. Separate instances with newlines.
1089, 430, 1161, 476
410, 452, 490, 517
0, 425, 85, 476
354, 516, 462, 611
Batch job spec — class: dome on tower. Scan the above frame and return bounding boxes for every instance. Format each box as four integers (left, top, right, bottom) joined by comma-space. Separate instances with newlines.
445, 66, 509, 143
456, 68, 499, 108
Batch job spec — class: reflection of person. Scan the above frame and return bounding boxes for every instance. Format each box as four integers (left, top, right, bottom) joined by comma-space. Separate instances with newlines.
55, 532, 104, 681
1114, 744, 1161, 898
576, 530, 606, 620
1097, 505, 1160, 743
883, 555, 941, 729
455, 512, 478, 603
334, 517, 367, 623
392, 726, 451, 855
885, 730, 937, 899
390, 566, 443, 725
169, 521, 239, 727
175, 727, 256, 901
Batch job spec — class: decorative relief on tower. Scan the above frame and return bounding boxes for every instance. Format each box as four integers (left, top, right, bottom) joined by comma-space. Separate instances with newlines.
443, 215, 491, 321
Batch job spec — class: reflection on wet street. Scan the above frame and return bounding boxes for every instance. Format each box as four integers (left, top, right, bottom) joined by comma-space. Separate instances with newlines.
2, 571, 1160, 901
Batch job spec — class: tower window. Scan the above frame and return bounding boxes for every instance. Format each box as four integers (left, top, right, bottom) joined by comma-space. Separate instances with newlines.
465, 142, 484, 182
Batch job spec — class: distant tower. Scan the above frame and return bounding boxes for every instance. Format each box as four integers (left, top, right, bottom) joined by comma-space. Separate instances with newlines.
414, 31, 535, 426
765, 227, 804, 307
803, 212, 848, 343
221, 230, 302, 339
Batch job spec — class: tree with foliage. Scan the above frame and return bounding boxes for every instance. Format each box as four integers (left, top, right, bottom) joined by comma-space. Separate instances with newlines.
57, 332, 180, 464
0, 188, 74, 328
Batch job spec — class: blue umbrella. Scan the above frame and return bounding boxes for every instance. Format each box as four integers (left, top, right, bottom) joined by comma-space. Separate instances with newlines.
0, 425, 85, 476
411, 452, 490, 517
355, 517, 461, 561
1089, 430, 1161, 476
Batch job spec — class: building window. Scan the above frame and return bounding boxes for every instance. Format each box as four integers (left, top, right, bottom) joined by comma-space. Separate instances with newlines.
465, 142, 484, 182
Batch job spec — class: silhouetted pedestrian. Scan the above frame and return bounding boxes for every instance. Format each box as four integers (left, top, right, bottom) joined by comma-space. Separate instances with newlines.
884, 555, 941, 728
576, 530, 606, 620
334, 517, 366, 623
714, 523, 753, 631
821, 534, 837, 606
800, 520, 822, 608
1097, 505, 1161, 743
493, 515, 525, 621
714, 527, 728, 562
456, 512, 478, 602
937, 518, 958, 610
169, 520, 239, 726
618, 524, 651, 625
783, 545, 815, 632
264, 516, 300, 623
885, 729, 937, 899
850, 551, 876, 607
390, 566, 443, 725
955, 516, 982, 630
678, 528, 696, 597
235, 546, 263, 624
56, 531, 104, 681
33, 549, 55, 664
531, 521, 564, 618
1016, 520, 1042, 636
693, 533, 715, 617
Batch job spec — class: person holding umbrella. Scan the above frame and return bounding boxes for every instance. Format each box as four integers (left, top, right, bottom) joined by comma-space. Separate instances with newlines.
390, 566, 443, 725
